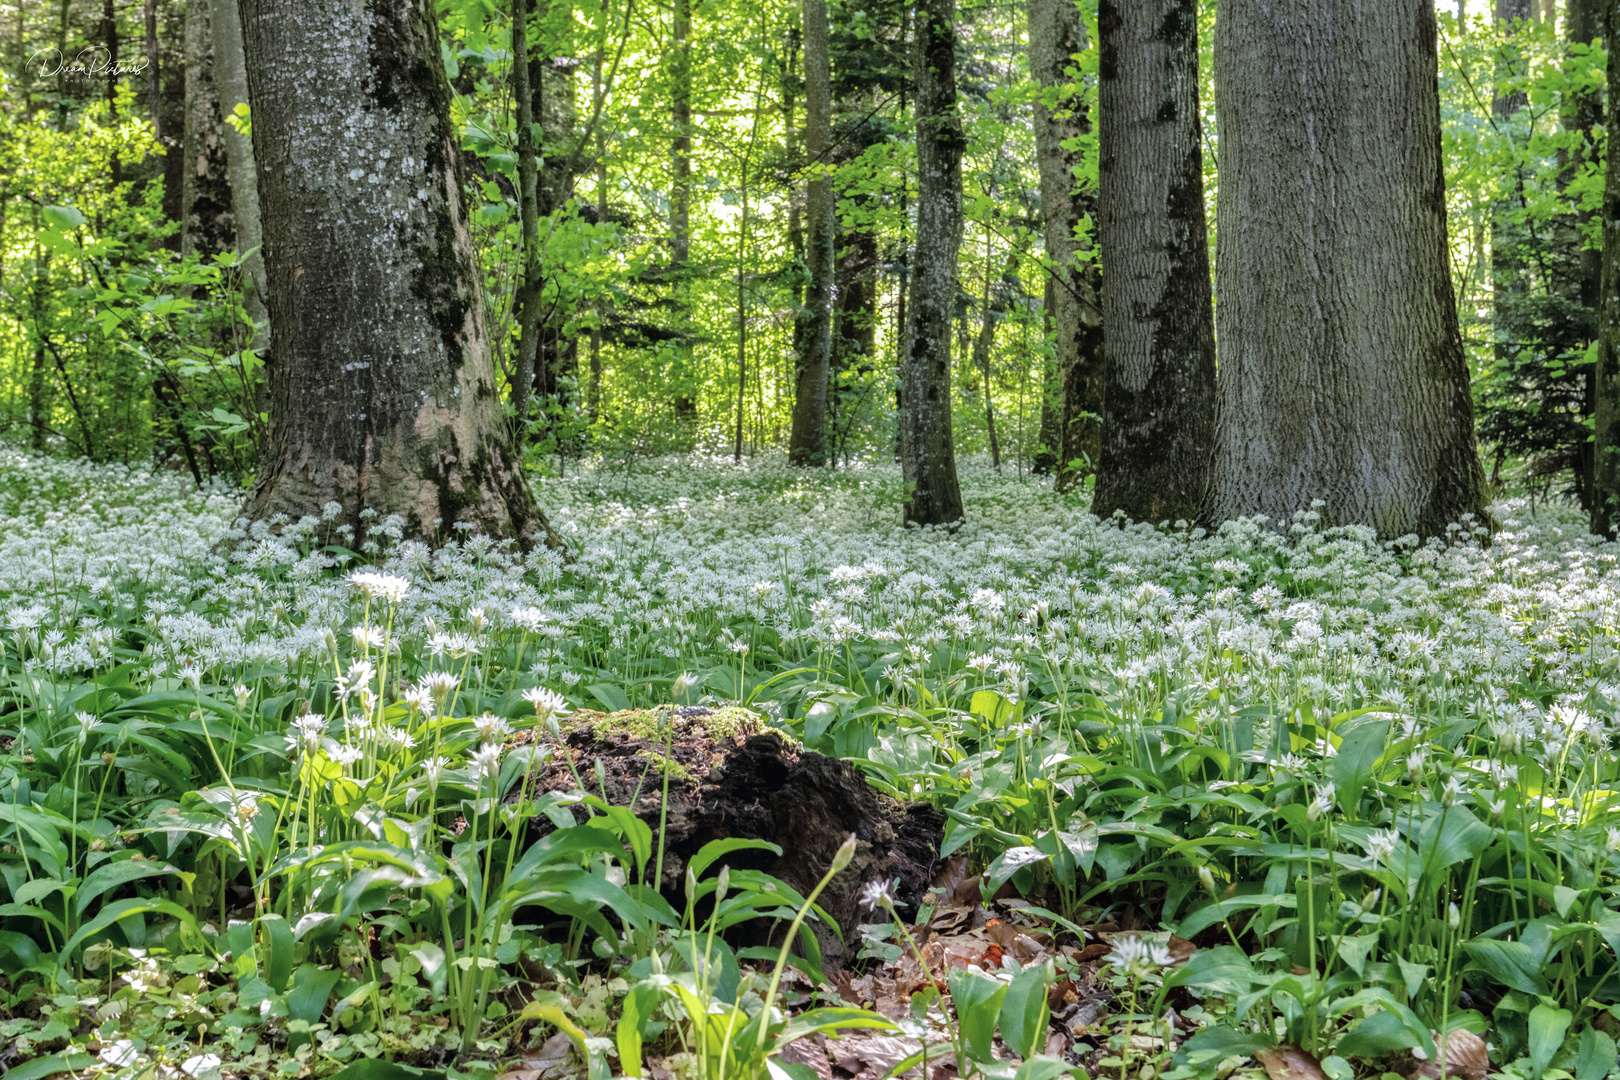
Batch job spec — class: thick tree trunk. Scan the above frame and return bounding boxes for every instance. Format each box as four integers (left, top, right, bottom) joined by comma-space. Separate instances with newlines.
181, 0, 233, 260
1593, 0, 1620, 533
1208, 0, 1488, 538
238, 0, 556, 549
209, 0, 267, 346
899, 0, 965, 526
1561, 0, 1604, 506
512, 0, 541, 429
789, 0, 834, 466
1091, 0, 1217, 525
1027, 0, 1103, 491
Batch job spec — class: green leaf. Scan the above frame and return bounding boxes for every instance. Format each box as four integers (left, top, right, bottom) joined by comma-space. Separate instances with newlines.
1576, 1028, 1617, 1080
41, 205, 87, 231
1335, 933, 1377, 977
688, 837, 782, 881
985, 846, 1048, 889
77, 858, 184, 917
618, 979, 665, 1077
1462, 939, 1550, 995
999, 960, 1055, 1059
587, 683, 631, 713
1174, 1025, 1276, 1067
324, 1061, 448, 1080
1165, 946, 1254, 996
287, 963, 344, 1050
1529, 1004, 1572, 1080
1338, 1010, 1423, 1058
261, 914, 296, 993
57, 897, 197, 965
1414, 807, 1493, 881
947, 968, 1007, 1063
1329, 719, 1389, 816
3, 1053, 98, 1080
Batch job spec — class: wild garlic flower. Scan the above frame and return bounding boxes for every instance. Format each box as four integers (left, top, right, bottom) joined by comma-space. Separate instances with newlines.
419, 671, 460, 706
469, 742, 504, 781
420, 755, 450, 790
349, 571, 410, 604
474, 714, 511, 743
1364, 829, 1399, 862
858, 878, 898, 912
521, 687, 570, 722
283, 714, 327, 758
1107, 935, 1174, 977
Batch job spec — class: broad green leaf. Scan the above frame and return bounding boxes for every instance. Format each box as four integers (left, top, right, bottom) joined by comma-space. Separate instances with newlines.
1462, 939, 1550, 995
1576, 1028, 1617, 1080
947, 968, 1007, 1063
1329, 719, 1389, 816
999, 960, 1055, 1059
1529, 1004, 1572, 1080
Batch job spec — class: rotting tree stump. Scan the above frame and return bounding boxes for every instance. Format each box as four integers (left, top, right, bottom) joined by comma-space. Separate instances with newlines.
517, 705, 943, 970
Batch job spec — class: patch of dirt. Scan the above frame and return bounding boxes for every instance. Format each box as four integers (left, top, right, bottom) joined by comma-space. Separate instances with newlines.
517, 706, 944, 969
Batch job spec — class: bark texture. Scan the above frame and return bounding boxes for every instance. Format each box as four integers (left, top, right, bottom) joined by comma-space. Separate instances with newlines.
209, 0, 267, 342
1492, 0, 1533, 380
238, 0, 555, 548
182, 0, 233, 260
1208, 0, 1488, 538
788, 0, 835, 466
1091, 0, 1216, 525
512, 0, 542, 427
1593, 0, 1620, 532
899, 0, 965, 526
1027, 0, 1103, 487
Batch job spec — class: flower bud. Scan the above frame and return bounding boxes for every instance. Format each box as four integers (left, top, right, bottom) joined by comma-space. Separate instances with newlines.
831, 833, 858, 874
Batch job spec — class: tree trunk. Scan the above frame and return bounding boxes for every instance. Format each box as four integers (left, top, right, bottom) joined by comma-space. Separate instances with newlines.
1208, 0, 1489, 538
1028, 0, 1103, 493
512, 0, 541, 429
1564, 0, 1604, 506
238, 0, 556, 549
1493, 0, 1533, 381
1091, 0, 1217, 525
146, 0, 161, 137
182, 0, 233, 260
789, 0, 834, 466
210, 0, 268, 346
971, 274, 1005, 471
1033, 275, 1060, 474
1592, 0, 1620, 532
899, 0, 965, 526
531, 0, 579, 429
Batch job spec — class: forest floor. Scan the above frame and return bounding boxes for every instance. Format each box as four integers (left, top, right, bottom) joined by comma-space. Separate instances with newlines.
0, 451, 1611, 1080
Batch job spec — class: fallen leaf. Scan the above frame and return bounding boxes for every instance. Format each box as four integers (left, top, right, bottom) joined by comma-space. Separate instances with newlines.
1256, 1044, 1331, 1080
830, 1033, 929, 1080
1409, 1030, 1490, 1080
778, 1034, 834, 1080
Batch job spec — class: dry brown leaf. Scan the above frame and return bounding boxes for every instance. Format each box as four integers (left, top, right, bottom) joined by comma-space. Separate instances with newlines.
985, 920, 1047, 966
777, 1034, 835, 1080
1408, 1030, 1490, 1080
830, 1033, 929, 1080
932, 855, 971, 894
501, 1032, 576, 1080
1256, 1044, 1331, 1080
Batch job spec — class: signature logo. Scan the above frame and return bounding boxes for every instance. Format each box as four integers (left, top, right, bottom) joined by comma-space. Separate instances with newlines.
27, 47, 149, 79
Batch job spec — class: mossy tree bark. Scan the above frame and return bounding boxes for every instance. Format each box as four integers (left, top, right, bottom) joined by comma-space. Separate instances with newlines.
1091, 0, 1216, 525
238, 0, 558, 549
1208, 0, 1488, 538
899, 0, 965, 526
1592, 0, 1620, 533
1026, 0, 1103, 489
788, 0, 834, 466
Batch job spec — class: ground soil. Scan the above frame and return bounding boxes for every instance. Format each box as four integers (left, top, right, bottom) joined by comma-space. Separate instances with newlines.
517, 706, 944, 969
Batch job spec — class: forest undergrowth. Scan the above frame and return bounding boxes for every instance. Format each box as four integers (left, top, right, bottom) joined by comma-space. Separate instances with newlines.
0, 451, 1616, 1080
